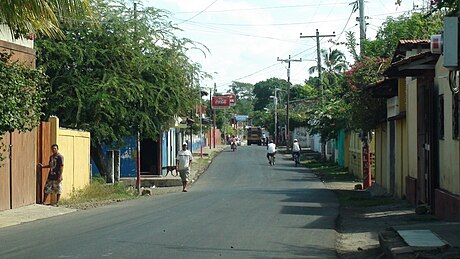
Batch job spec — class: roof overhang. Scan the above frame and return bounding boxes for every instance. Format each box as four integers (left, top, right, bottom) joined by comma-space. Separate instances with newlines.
384, 52, 439, 77
367, 78, 398, 98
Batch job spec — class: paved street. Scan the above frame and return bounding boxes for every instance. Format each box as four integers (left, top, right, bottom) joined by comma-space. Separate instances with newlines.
0, 145, 338, 258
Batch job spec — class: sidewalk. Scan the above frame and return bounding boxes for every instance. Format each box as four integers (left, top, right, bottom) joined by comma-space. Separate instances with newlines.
322, 175, 460, 258
0, 144, 227, 229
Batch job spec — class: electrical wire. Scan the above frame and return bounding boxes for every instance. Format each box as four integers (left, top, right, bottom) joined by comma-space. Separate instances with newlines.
172, 2, 351, 14
176, 0, 219, 24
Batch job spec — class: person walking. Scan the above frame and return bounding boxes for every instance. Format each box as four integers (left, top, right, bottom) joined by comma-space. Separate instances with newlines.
176, 142, 193, 192
38, 144, 64, 206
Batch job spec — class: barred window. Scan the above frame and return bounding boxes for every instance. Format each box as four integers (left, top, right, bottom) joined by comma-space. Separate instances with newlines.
453, 93, 459, 140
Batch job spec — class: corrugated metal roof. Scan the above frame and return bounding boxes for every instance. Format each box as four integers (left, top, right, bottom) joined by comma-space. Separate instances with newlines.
399, 39, 431, 44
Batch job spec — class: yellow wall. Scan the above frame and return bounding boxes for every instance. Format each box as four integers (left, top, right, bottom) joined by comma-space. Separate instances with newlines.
346, 131, 376, 180
406, 77, 418, 179
436, 56, 460, 195
393, 79, 409, 198
49, 117, 91, 198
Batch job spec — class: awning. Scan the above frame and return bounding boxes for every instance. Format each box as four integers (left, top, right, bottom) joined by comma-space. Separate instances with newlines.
173, 116, 188, 129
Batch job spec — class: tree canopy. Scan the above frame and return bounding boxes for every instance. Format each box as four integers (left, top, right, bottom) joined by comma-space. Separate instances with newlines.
36, 0, 206, 176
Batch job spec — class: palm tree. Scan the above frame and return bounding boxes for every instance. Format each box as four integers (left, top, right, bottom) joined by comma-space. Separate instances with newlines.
308, 48, 347, 88
308, 48, 347, 75
0, 0, 93, 38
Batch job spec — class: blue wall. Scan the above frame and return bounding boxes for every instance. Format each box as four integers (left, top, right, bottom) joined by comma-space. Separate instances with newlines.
91, 136, 138, 177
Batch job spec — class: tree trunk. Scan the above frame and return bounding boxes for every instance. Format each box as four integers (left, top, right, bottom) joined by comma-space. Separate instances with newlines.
91, 143, 108, 180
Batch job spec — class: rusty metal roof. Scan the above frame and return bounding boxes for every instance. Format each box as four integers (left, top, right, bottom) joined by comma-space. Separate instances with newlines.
399, 39, 431, 45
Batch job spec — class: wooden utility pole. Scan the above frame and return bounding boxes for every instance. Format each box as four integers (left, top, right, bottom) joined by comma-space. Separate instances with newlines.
300, 30, 335, 105
358, 0, 366, 55
277, 55, 301, 148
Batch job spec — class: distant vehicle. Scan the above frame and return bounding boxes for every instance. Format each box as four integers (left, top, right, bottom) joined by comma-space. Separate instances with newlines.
247, 126, 262, 145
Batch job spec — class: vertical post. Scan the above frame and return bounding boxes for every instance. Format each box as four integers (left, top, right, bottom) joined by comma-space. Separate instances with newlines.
277, 56, 301, 148
199, 90, 203, 158
286, 55, 291, 146
362, 138, 371, 189
136, 131, 141, 194
213, 109, 216, 148
9, 132, 12, 209
274, 91, 278, 145
358, 0, 366, 55
209, 87, 212, 149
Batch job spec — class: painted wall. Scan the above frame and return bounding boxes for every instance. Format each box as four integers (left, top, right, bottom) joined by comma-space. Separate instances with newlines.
336, 129, 345, 167
406, 77, 418, 179
348, 132, 362, 178
50, 117, 91, 198
436, 56, 460, 195
374, 124, 386, 188
292, 127, 310, 148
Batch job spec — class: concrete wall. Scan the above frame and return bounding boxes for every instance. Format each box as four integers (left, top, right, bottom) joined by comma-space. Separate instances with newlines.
49, 117, 91, 198
406, 77, 418, 179
436, 56, 460, 195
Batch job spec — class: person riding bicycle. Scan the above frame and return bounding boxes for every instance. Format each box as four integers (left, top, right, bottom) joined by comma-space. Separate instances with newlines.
266, 139, 277, 165
292, 139, 301, 162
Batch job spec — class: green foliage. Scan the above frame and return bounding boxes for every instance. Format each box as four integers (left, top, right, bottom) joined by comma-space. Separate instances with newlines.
0, 0, 93, 39
252, 77, 289, 111
342, 57, 390, 133
36, 0, 206, 177
0, 52, 48, 134
430, 0, 458, 16
364, 12, 444, 58
36, 0, 205, 148
0, 52, 49, 161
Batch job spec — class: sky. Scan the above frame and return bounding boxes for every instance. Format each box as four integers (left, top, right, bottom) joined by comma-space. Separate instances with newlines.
141, 0, 430, 93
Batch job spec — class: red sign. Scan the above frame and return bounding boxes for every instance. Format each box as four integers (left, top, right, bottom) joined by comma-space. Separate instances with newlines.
211, 96, 230, 109
224, 93, 237, 106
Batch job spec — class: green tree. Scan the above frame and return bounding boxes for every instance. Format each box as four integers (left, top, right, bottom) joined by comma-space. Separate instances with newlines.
0, 53, 48, 161
36, 1, 205, 177
364, 12, 444, 58
252, 78, 289, 111
0, 0, 93, 38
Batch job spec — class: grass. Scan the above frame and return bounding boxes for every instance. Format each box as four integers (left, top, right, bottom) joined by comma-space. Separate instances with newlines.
336, 190, 397, 207
304, 159, 398, 207
304, 159, 357, 182
60, 177, 137, 205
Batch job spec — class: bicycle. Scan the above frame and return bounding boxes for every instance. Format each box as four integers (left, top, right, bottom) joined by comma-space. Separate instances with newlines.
293, 152, 300, 167
162, 165, 178, 177
268, 153, 276, 166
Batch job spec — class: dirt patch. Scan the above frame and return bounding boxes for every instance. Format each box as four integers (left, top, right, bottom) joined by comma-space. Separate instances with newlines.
323, 180, 438, 258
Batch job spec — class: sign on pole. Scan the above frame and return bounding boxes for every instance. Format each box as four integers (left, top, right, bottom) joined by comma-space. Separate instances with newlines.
212, 96, 231, 109
224, 93, 237, 106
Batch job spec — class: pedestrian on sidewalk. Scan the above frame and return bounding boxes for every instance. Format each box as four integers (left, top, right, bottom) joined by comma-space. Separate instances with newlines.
38, 144, 64, 206
176, 142, 193, 192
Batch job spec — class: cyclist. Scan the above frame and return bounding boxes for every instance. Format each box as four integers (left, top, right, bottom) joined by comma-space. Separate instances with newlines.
267, 139, 277, 165
292, 139, 301, 164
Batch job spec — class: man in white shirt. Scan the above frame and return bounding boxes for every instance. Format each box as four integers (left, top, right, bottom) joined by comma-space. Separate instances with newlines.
176, 142, 193, 192
266, 140, 277, 165
292, 139, 301, 162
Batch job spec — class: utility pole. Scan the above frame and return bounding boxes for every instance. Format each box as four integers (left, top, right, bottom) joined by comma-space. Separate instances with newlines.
357, 0, 366, 55
300, 29, 335, 105
277, 55, 301, 147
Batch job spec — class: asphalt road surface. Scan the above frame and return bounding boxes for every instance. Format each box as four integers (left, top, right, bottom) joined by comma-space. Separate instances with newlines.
0, 145, 339, 258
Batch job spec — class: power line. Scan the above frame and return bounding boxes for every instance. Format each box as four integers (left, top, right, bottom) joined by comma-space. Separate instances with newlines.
177, 0, 219, 24
172, 2, 351, 14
